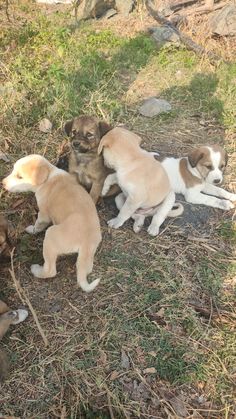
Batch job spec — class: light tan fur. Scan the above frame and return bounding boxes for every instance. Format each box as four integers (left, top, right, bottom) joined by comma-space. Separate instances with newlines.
99, 128, 183, 236
3, 155, 102, 292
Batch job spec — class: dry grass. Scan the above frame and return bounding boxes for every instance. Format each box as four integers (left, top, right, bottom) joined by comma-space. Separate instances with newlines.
0, 2, 236, 418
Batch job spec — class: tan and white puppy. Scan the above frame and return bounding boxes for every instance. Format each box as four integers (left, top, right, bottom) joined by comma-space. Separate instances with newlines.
158, 145, 236, 210
3, 155, 102, 292
98, 127, 183, 236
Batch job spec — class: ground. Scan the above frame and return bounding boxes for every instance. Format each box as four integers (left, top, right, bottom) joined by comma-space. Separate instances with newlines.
0, 1, 236, 418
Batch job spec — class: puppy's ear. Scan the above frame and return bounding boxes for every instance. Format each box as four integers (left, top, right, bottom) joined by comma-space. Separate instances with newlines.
99, 121, 112, 138
32, 164, 50, 186
188, 148, 204, 168
98, 137, 110, 155
64, 119, 73, 136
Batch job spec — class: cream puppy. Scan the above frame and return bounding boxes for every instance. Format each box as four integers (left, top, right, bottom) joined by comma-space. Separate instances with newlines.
98, 127, 183, 236
159, 145, 236, 210
3, 155, 102, 292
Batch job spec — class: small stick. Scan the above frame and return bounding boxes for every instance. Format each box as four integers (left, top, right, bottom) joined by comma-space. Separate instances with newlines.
9, 249, 49, 347
145, 0, 223, 63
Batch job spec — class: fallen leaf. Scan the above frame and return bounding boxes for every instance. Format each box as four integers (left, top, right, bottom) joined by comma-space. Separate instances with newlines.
12, 198, 26, 209
148, 351, 157, 357
121, 349, 130, 369
169, 396, 189, 418
0, 152, 10, 162
110, 370, 119, 381
143, 367, 156, 374
156, 307, 165, 317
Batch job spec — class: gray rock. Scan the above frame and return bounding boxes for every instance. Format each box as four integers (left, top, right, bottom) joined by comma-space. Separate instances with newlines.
209, 4, 236, 36
76, 0, 115, 20
149, 26, 180, 45
39, 118, 52, 133
36, 0, 72, 3
103, 8, 117, 18
139, 97, 172, 118
115, 0, 135, 16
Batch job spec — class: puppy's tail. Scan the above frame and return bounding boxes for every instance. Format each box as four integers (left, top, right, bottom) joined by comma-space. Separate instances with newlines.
168, 203, 184, 217
76, 247, 100, 293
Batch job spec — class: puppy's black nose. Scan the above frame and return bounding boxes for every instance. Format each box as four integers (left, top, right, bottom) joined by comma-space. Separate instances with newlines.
213, 178, 221, 184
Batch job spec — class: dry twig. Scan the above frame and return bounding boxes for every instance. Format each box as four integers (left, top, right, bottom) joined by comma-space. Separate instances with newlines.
9, 249, 49, 347
145, 0, 224, 63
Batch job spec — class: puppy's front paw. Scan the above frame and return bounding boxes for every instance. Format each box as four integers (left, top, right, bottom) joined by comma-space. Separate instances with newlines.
107, 217, 122, 229
11, 309, 29, 325
31, 264, 44, 278
133, 219, 144, 233
25, 225, 35, 234
147, 225, 159, 236
220, 200, 234, 211
133, 223, 142, 233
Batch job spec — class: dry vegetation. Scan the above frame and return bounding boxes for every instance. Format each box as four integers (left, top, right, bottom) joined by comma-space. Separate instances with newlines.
0, 1, 236, 418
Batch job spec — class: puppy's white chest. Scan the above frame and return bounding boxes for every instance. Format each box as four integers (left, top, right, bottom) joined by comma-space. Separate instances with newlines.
161, 158, 187, 194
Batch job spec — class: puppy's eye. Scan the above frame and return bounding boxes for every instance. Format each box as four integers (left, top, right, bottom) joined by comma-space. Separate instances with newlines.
87, 133, 94, 140
72, 130, 77, 137
206, 164, 213, 170
16, 174, 23, 179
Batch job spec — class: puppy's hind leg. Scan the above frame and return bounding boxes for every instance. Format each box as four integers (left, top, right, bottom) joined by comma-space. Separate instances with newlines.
148, 191, 175, 236
31, 225, 61, 278
76, 245, 100, 292
115, 193, 145, 233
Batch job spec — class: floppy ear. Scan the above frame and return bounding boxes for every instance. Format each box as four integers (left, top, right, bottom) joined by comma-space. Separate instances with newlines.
188, 148, 204, 168
31, 164, 50, 186
64, 119, 74, 136
98, 137, 110, 155
99, 121, 112, 138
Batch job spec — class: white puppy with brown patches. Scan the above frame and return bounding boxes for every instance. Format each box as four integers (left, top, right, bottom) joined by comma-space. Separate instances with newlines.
98, 127, 183, 236
3, 155, 102, 292
159, 145, 236, 210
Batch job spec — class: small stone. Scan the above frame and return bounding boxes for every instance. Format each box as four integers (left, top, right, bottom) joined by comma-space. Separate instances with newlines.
209, 4, 236, 37
104, 8, 117, 18
149, 26, 180, 45
115, 0, 135, 16
139, 97, 172, 118
121, 349, 130, 369
143, 367, 157, 374
39, 118, 52, 133
36, 0, 73, 3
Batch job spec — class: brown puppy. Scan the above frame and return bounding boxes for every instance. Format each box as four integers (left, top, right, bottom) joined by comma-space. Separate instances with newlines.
3, 155, 102, 292
0, 301, 28, 382
0, 214, 11, 259
65, 115, 119, 204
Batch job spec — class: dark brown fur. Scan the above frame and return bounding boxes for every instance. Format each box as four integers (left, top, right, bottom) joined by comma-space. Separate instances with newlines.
0, 214, 11, 261
179, 158, 202, 188
64, 116, 120, 204
0, 301, 11, 382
